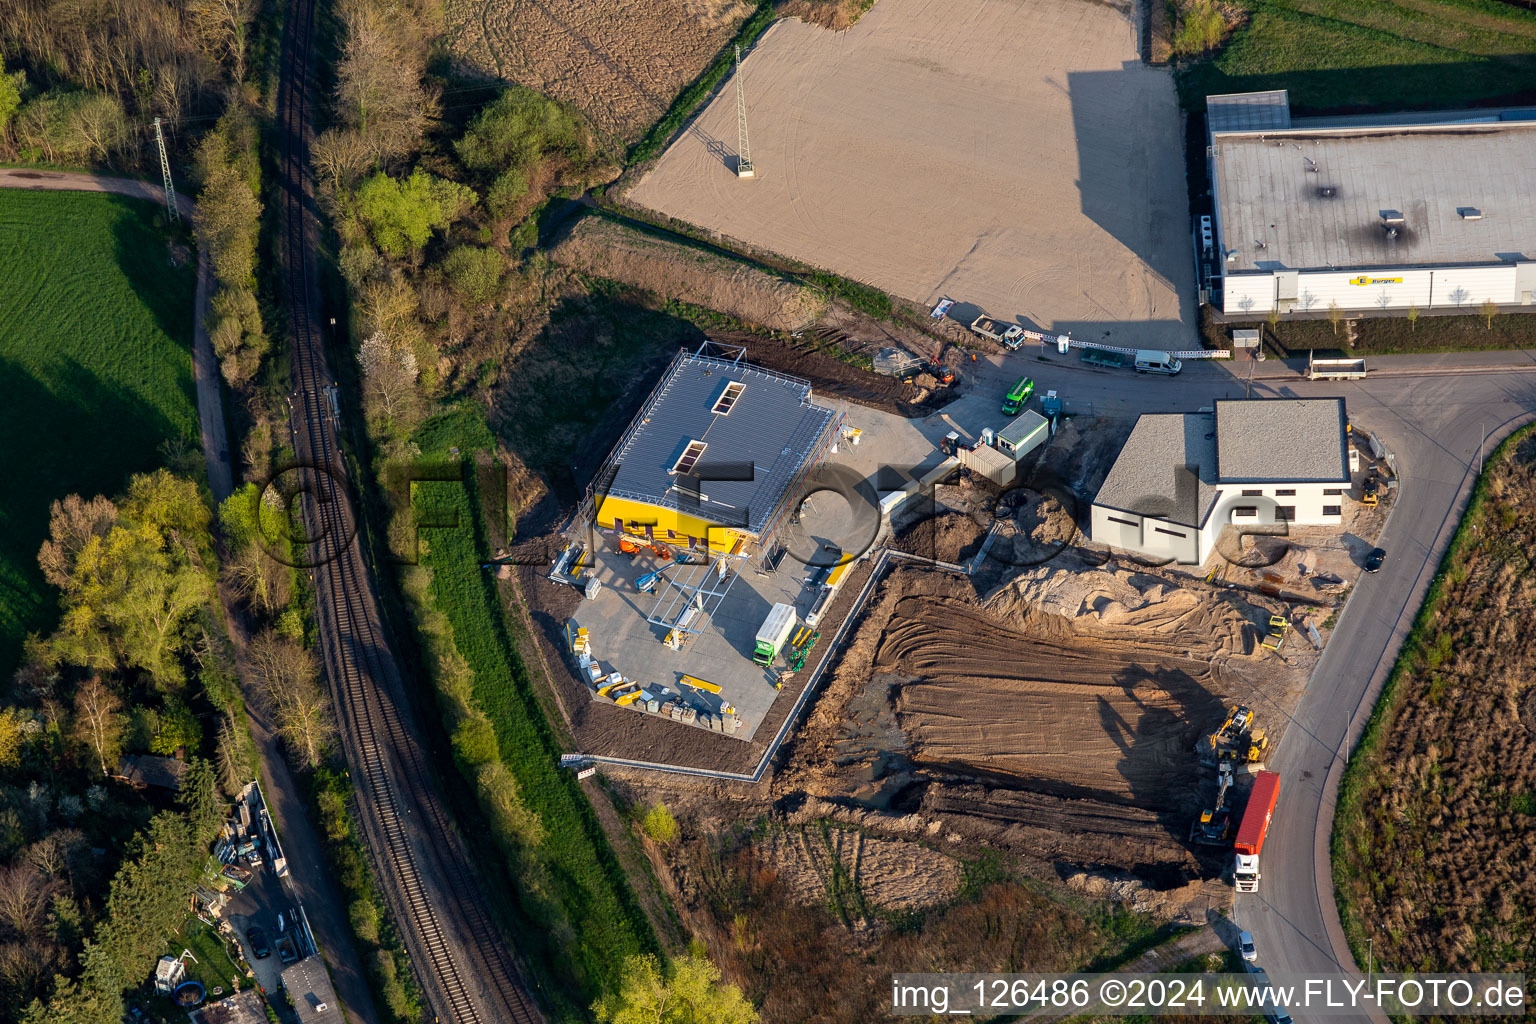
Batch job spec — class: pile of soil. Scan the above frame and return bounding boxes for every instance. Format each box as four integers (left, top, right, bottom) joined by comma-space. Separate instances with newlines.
986, 554, 1261, 657
891, 510, 986, 564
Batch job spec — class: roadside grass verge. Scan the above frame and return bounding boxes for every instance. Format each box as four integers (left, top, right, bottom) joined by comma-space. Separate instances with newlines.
0, 189, 198, 677
1333, 423, 1536, 975
1203, 306, 1536, 357
402, 408, 657, 1016
1177, 0, 1536, 111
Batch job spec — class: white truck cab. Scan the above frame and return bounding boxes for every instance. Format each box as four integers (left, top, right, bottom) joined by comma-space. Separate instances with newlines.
1134, 350, 1182, 375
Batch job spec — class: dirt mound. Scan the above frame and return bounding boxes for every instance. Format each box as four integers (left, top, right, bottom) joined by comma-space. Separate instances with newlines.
985, 560, 1259, 657
921, 781, 1199, 874
762, 825, 960, 911
552, 216, 826, 331
891, 511, 986, 564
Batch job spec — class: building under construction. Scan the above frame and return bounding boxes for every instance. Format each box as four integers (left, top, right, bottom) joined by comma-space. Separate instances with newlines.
582, 345, 840, 560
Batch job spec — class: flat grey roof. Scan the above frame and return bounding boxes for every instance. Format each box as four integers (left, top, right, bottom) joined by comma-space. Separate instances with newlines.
1213, 119, 1536, 272
1214, 398, 1349, 484
283, 956, 339, 1024
1093, 414, 1219, 529
601, 351, 837, 534
1207, 90, 1291, 133
998, 410, 1048, 445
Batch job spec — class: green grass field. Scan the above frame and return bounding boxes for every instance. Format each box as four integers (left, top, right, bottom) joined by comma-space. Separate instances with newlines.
408, 409, 656, 1018
1180, 0, 1536, 111
0, 189, 198, 676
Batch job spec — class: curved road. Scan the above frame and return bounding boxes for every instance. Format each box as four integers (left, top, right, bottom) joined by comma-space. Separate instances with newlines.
953, 345, 1536, 1021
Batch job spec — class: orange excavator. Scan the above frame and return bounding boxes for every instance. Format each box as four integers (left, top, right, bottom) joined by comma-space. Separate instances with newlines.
618, 537, 673, 561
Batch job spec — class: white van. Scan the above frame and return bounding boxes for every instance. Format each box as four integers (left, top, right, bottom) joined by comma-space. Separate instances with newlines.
1134, 350, 1183, 375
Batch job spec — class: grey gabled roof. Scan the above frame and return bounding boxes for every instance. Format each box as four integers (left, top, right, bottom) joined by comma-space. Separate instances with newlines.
1214, 398, 1349, 483
600, 351, 837, 534
1093, 414, 1220, 529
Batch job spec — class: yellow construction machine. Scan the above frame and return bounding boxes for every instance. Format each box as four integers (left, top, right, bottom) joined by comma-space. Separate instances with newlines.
1202, 704, 1268, 765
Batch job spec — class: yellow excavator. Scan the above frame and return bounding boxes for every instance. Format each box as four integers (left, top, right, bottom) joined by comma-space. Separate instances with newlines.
1202, 704, 1269, 764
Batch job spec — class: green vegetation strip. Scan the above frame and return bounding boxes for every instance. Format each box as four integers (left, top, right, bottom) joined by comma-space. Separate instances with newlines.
1178, 0, 1536, 111
1332, 422, 1536, 972
0, 189, 197, 676
409, 411, 656, 1009
629, 1, 779, 164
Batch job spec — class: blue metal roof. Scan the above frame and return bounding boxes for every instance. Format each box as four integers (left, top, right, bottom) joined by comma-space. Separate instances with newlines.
599, 352, 837, 534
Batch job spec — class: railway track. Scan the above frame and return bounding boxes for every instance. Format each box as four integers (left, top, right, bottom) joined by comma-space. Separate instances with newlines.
275, 0, 543, 1020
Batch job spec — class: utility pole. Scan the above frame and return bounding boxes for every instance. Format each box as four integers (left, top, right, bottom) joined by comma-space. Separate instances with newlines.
154, 117, 180, 224
734, 45, 754, 179
1478, 421, 1487, 475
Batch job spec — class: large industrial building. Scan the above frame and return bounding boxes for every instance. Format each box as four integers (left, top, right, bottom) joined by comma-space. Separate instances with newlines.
584, 347, 840, 560
1091, 398, 1352, 565
1203, 90, 1536, 317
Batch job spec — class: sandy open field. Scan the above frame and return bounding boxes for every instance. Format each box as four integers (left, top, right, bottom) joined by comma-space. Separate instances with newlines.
628, 0, 1197, 348
445, 0, 752, 144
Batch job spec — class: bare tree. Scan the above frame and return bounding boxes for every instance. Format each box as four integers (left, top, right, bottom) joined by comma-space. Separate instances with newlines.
357, 331, 420, 427
1327, 301, 1343, 336
312, 126, 373, 190
333, 0, 435, 161
24, 830, 85, 886
0, 863, 56, 940
248, 630, 333, 769
188, 0, 254, 81
37, 493, 118, 588
224, 540, 292, 616
72, 677, 125, 777
1480, 298, 1498, 329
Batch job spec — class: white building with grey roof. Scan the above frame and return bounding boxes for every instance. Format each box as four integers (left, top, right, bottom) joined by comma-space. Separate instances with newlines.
1091, 398, 1351, 565
1205, 90, 1536, 317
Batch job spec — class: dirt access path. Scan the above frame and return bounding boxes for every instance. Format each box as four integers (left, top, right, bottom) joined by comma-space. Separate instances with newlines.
629, 0, 1196, 348
0, 168, 233, 502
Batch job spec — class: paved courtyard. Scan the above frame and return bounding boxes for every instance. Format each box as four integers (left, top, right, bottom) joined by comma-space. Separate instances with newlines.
568, 396, 960, 743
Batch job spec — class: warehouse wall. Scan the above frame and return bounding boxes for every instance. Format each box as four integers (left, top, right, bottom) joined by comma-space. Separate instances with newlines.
1222, 263, 1532, 315
1090, 505, 1201, 564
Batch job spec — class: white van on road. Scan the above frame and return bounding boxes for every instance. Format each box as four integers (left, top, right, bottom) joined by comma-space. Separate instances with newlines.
1134, 350, 1182, 375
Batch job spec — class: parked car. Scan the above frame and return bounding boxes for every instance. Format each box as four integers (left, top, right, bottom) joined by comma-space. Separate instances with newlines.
1363, 547, 1387, 573
1267, 1010, 1294, 1024
1238, 931, 1257, 962
246, 926, 271, 959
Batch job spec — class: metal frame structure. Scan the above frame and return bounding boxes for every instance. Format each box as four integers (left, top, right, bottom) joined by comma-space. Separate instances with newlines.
735, 45, 754, 178
154, 117, 180, 223
646, 557, 741, 637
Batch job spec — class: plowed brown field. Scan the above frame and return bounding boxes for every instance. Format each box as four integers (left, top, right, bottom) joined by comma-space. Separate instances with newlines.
444, 0, 752, 145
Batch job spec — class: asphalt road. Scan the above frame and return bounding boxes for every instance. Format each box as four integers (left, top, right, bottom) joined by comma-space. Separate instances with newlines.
960, 343, 1536, 1023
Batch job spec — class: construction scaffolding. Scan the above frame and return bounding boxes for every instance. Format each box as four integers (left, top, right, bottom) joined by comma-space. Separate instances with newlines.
647, 556, 741, 643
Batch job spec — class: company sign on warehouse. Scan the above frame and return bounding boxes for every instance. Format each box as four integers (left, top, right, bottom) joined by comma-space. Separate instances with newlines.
1205, 90, 1536, 317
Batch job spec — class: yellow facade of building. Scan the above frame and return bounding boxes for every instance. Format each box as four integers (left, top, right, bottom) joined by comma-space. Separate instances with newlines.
594, 495, 750, 555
